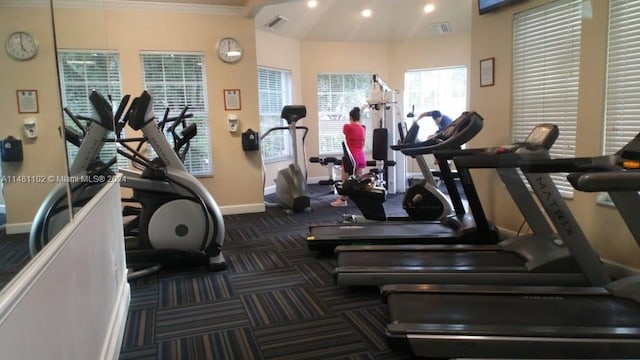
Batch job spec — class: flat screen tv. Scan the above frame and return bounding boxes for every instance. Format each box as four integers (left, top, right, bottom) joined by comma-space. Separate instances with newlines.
478, 0, 526, 15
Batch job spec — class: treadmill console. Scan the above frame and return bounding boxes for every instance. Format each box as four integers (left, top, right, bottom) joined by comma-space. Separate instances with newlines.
491, 123, 559, 154
523, 123, 559, 149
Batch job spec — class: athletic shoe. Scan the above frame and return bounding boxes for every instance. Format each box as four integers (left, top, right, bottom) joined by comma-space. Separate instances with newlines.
330, 199, 348, 207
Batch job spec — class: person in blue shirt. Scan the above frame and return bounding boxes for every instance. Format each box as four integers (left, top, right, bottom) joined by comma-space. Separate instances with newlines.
417, 110, 453, 133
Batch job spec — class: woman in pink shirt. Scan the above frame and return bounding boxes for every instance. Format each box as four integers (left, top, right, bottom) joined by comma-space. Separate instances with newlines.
331, 107, 366, 207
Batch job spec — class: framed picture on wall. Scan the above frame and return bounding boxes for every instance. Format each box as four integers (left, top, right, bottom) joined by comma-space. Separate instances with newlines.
480, 58, 495, 87
223, 89, 241, 110
16, 89, 39, 113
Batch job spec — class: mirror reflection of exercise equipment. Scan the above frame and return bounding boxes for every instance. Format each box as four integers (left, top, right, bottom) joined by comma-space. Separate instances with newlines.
260, 105, 311, 213
29, 91, 117, 255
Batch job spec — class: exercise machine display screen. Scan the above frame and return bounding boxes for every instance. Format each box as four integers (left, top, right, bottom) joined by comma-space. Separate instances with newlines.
523, 124, 558, 149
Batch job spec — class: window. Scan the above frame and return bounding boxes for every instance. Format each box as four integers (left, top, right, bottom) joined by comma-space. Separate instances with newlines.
258, 66, 292, 162
317, 73, 373, 155
140, 52, 212, 176
57, 50, 125, 170
603, 0, 640, 155
601, 0, 640, 204
404, 67, 468, 141
512, 0, 582, 197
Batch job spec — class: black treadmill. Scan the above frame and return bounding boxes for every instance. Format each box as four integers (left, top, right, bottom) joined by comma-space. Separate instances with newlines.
307, 111, 500, 251
381, 132, 640, 359
334, 124, 599, 287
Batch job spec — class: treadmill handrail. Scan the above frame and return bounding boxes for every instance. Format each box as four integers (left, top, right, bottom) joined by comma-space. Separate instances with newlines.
568, 170, 640, 192
391, 111, 484, 156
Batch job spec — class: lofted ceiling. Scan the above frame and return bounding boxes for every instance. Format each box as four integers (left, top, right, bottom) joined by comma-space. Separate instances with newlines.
122, 0, 471, 42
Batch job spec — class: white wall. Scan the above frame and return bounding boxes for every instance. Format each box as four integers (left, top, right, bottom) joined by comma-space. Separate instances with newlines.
0, 180, 129, 359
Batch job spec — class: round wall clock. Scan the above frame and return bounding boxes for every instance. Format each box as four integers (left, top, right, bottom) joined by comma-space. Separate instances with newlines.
5, 31, 39, 61
216, 37, 243, 64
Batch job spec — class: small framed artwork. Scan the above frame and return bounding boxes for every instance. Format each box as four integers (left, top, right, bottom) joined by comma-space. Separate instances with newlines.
16, 89, 39, 113
480, 57, 495, 87
223, 89, 241, 111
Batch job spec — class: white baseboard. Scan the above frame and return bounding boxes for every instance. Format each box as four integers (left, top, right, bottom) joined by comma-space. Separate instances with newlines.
5, 222, 31, 234
100, 278, 130, 360
7, 204, 266, 228
219, 203, 265, 215
307, 176, 332, 184
264, 185, 276, 196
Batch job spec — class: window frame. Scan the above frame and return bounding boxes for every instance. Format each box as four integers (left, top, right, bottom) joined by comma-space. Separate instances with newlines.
600, 0, 640, 205
257, 66, 293, 164
56, 49, 126, 171
140, 51, 212, 177
316, 72, 373, 156
511, 0, 583, 198
403, 66, 468, 141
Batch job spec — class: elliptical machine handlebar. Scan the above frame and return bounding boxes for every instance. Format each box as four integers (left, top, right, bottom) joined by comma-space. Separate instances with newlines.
259, 125, 309, 143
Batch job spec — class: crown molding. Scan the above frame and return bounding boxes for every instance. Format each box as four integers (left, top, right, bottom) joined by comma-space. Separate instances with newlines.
1, 0, 244, 15
0, 0, 49, 7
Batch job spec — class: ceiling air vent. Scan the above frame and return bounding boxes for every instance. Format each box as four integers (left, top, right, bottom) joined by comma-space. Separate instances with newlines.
430, 22, 452, 35
264, 15, 289, 31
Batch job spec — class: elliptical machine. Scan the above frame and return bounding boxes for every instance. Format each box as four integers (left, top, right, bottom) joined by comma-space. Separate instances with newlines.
118, 91, 226, 277
30, 90, 226, 278
260, 105, 311, 213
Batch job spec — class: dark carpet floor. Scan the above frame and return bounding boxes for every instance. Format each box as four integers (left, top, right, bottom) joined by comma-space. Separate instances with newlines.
0, 229, 31, 290
0, 183, 444, 359
118, 185, 414, 359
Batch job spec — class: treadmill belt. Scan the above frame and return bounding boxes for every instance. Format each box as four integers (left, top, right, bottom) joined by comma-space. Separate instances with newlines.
338, 249, 524, 270
387, 292, 640, 337
310, 222, 456, 240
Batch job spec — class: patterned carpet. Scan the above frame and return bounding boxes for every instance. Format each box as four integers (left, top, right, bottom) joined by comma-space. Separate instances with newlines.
118, 184, 414, 360
0, 230, 31, 290
0, 184, 427, 359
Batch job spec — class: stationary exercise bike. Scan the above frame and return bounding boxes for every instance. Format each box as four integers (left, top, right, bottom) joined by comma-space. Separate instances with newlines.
260, 105, 311, 213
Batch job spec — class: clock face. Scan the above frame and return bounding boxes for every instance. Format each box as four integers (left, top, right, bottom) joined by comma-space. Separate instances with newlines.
216, 37, 243, 64
5, 31, 38, 61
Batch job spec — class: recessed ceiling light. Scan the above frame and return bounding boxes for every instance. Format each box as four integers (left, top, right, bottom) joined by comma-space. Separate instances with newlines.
424, 4, 435, 13
361, 8, 372, 17
307, 0, 317, 8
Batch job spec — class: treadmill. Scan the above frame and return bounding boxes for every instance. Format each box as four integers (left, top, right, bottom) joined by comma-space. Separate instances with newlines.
334, 124, 598, 287
381, 132, 640, 359
307, 111, 500, 252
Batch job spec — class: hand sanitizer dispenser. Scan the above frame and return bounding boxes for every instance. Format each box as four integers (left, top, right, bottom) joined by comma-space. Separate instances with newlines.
23, 118, 37, 138
227, 114, 239, 133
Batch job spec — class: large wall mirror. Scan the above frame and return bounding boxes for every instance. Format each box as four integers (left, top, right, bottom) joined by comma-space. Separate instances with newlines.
0, 0, 115, 290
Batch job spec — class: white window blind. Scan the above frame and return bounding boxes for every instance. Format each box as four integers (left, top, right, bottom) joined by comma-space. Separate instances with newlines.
512, 0, 582, 197
140, 52, 212, 176
404, 67, 468, 141
317, 73, 373, 155
57, 50, 126, 170
604, 0, 640, 154
600, 0, 640, 205
258, 66, 293, 162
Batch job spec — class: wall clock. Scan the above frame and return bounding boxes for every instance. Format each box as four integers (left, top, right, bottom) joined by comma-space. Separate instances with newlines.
5, 31, 39, 61
216, 37, 243, 64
